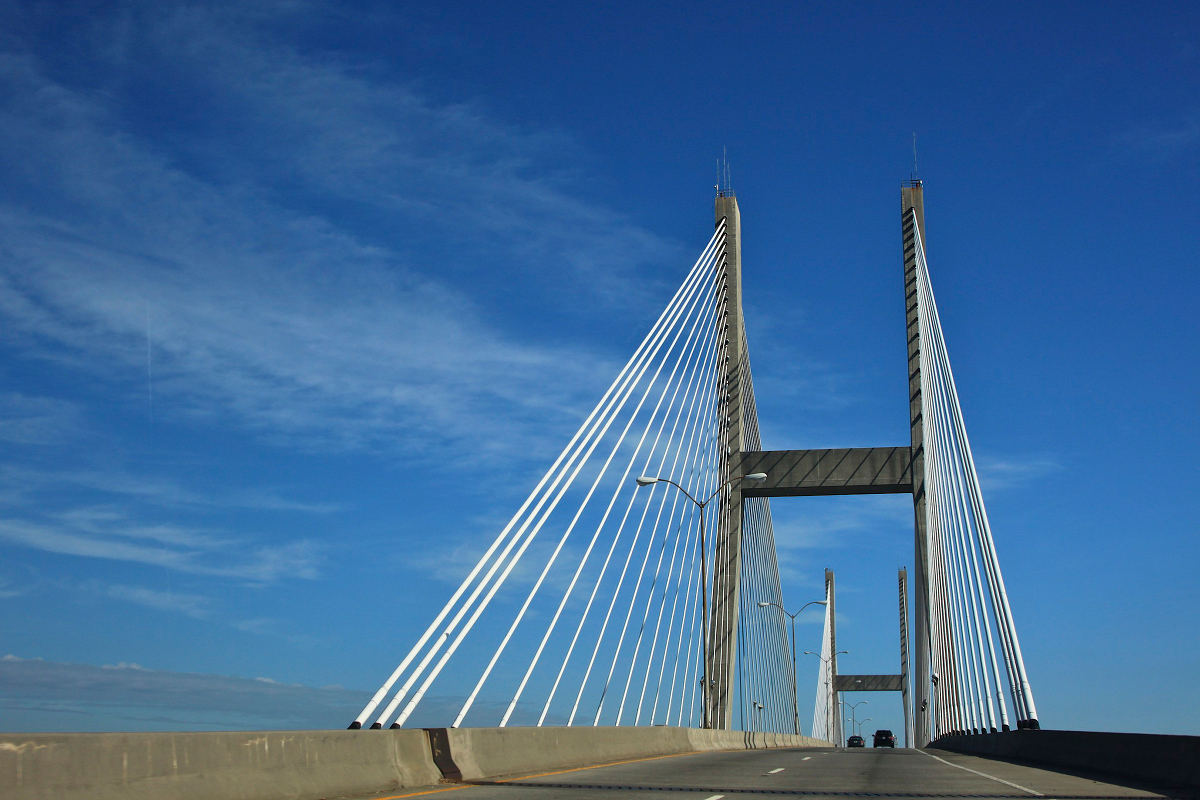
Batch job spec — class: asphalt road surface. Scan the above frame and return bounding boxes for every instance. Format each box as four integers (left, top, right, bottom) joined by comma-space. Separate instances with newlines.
351, 746, 1178, 800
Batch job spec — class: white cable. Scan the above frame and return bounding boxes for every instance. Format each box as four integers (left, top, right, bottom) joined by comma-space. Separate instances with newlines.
915, 228, 984, 733
376, 288, 676, 728
351, 230, 719, 726
631, 337, 726, 725
926, 317, 1000, 731
628, 319, 728, 724
512, 264, 727, 726
651, 348, 725, 726
743, 363, 792, 733
912, 211, 1023, 724
929, 344, 974, 734
564, 279, 728, 726
444, 233, 727, 728
925, 379, 965, 734
367, 227, 728, 728
670, 341, 725, 727
613, 370, 717, 724
592, 398, 709, 724
913, 213, 1035, 725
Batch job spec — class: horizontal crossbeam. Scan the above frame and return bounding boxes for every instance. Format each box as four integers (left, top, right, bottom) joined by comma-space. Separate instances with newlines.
737, 448, 912, 497
835, 674, 905, 692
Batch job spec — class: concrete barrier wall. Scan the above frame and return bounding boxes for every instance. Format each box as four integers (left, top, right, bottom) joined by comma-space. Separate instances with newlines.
932, 730, 1200, 791
0, 726, 830, 800
444, 725, 829, 780
0, 729, 442, 800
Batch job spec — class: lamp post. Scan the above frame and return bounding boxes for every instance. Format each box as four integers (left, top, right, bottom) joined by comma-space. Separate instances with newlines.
858, 718, 872, 738
634, 470, 767, 729
748, 700, 768, 734
804, 649, 848, 741
930, 671, 940, 738
756, 599, 827, 735
843, 699, 868, 743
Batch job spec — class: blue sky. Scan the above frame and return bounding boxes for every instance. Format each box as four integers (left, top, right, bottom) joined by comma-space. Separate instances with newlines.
0, 0, 1196, 737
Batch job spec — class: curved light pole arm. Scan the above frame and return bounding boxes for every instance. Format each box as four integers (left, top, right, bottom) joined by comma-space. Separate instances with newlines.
646, 477, 702, 508
645, 473, 760, 509
699, 471, 767, 506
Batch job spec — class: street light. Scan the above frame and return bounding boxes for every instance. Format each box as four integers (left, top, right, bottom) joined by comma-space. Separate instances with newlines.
930, 671, 940, 738
803, 650, 849, 660
756, 599, 826, 735
634, 471, 767, 728
843, 699, 868, 741
857, 718, 872, 738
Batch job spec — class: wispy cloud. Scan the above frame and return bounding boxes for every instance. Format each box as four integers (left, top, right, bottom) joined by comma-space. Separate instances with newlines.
770, 495, 912, 584
772, 496, 912, 552
0, 654, 553, 731
93, 582, 211, 619
0, 654, 367, 731
976, 454, 1061, 492
231, 618, 277, 635
0, 515, 318, 582
1114, 117, 1200, 161
0, 464, 327, 585
0, 393, 84, 446
0, 464, 338, 514
0, 2, 679, 467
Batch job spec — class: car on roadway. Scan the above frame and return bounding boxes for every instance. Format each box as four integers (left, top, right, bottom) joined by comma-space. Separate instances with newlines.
873, 729, 896, 748
847, 735, 865, 747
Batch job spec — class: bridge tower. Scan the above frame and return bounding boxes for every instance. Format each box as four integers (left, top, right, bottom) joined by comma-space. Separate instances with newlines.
707, 187, 928, 735
707, 183, 935, 743
903, 180, 932, 747
708, 191, 745, 730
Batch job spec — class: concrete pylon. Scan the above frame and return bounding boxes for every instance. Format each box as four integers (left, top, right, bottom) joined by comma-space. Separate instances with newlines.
902, 181, 932, 747
827, 568, 841, 746
899, 568, 912, 747
708, 192, 745, 730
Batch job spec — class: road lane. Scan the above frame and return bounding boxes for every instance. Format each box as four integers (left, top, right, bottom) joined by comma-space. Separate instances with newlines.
356, 746, 1172, 800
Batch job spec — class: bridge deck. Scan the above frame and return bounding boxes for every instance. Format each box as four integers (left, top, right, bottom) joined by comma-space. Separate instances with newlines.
352, 746, 1169, 800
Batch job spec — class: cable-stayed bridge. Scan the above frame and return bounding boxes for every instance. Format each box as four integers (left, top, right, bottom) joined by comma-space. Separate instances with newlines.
8, 183, 1197, 800
349, 181, 1039, 750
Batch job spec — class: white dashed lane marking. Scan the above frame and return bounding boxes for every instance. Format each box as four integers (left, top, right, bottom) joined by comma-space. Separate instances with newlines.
802, 756, 812, 761
767, 767, 785, 774
703, 795, 725, 799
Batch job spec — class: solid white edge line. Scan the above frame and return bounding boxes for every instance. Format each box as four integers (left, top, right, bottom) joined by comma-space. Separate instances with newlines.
921, 750, 1043, 796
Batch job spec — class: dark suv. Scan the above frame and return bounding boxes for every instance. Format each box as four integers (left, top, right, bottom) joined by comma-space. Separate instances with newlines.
873, 729, 896, 748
